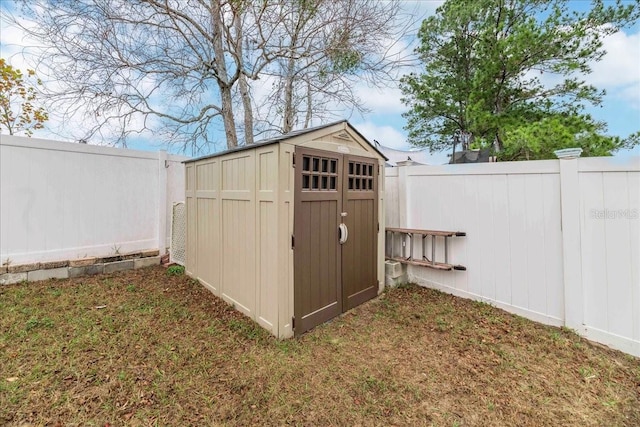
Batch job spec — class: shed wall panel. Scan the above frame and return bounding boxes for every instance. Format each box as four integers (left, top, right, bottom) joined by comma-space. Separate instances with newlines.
196, 162, 217, 191
185, 164, 197, 277
186, 196, 197, 277
196, 198, 220, 293
219, 154, 256, 317
221, 199, 256, 315
255, 147, 280, 333
257, 201, 277, 331
186, 164, 195, 192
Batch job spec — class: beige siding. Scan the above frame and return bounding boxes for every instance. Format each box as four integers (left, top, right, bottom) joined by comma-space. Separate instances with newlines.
185, 165, 197, 277
195, 159, 220, 294
255, 146, 280, 333
187, 147, 285, 336
220, 153, 256, 317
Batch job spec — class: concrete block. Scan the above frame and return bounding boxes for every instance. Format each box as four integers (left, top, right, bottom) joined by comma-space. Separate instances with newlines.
385, 275, 408, 288
384, 260, 407, 288
104, 260, 134, 274
77, 264, 104, 276
134, 256, 160, 269
0, 272, 27, 285
69, 257, 97, 267
69, 264, 104, 278
8, 263, 40, 273
84, 264, 105, 276
141, 249, 160, 258
28, 267, 69, 282
41, 260, 69, 269
68, 266, 85, 278
385, 260, 406, 279
69, 265, 105, 278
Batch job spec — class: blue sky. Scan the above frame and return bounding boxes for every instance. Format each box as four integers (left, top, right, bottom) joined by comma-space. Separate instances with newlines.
1, 0, 639, 161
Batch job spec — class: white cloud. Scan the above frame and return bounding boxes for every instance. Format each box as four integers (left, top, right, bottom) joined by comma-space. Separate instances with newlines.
355, 84, 407, 115
588, 29, 640, 108
589, 30, 640, 87
353, 121, 409, 150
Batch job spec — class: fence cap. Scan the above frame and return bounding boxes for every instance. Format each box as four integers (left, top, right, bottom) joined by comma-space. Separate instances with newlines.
554, 148, 583, 159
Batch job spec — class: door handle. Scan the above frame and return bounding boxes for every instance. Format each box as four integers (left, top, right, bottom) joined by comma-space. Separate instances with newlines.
338, 223, 348, 244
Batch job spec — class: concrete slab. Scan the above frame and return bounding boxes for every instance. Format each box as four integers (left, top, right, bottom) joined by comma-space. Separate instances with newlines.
134, 256, 161, 269
104, 260, 134, 274
27, 267, 69, 282
85, 264, 105, 276
0, 272, 27, 285
69, 264, 104, 279
69, 264, 105, 278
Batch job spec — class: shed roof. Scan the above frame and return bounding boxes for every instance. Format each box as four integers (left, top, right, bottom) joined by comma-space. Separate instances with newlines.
184, 120, 387, 163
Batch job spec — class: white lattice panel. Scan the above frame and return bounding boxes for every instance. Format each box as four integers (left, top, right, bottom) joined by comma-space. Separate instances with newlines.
170, 202, 186, 265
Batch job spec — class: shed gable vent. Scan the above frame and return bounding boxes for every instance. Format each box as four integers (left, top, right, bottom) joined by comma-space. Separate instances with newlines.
335, 132, 352, 141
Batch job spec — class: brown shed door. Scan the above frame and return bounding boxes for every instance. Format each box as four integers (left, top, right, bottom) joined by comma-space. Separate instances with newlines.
294, 148, 378, 335
342, 155, 378, 311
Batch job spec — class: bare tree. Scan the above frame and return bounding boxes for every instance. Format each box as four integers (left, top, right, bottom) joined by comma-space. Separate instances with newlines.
254, 0, 417, 135
5, 0, 416, 153
7, 0, 277, 151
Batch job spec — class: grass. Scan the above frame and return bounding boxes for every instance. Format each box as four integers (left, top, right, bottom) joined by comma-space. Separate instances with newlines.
1, 266, 638, 426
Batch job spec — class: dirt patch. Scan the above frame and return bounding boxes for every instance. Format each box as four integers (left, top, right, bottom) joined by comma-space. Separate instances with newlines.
1, 267, 638, 426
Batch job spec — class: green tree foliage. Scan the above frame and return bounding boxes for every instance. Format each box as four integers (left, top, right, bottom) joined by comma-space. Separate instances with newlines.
0, 58, 48, 136
500, 113, 639, 161
400, 0, 639, 160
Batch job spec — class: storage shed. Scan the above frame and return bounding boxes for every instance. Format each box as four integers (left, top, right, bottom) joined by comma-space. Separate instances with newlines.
185, 120, 386, 338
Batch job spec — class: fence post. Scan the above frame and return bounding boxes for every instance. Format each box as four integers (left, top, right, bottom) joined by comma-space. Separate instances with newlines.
556, 152, 584, 331
158, 150, 168, 255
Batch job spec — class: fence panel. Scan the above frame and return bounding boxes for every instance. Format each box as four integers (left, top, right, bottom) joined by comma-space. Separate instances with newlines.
578, 158, 640, 354
386, 156, 640, 356
397, 161, 565, 326
0, 135, 188, 265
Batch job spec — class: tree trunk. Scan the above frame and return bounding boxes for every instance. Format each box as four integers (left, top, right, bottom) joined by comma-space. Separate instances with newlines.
234, 15, 254, 145
304, 80, 312, 128
493, 133, 503, 152
238, 73, 254, 144
282, 56, 296, 133
211, 0, 238, 148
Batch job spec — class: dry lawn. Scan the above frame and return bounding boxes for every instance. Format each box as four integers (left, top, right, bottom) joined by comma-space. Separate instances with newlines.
1, 266, 638, 426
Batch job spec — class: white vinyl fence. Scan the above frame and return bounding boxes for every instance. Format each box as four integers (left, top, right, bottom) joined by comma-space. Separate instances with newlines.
0, 135, 188, 265
386, 156, 639, 357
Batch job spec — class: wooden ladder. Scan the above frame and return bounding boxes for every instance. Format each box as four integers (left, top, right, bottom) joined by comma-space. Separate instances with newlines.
385, 227, 466, 271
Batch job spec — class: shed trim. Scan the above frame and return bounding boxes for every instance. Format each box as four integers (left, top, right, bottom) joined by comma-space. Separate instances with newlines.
184, 120, 388, 164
